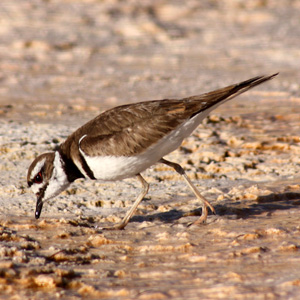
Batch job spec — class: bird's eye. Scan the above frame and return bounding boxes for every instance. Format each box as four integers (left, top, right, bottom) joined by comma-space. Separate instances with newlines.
33, 172, 43, 184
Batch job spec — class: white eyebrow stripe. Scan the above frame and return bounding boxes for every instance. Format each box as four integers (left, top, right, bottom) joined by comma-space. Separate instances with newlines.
31, 158, 46, 179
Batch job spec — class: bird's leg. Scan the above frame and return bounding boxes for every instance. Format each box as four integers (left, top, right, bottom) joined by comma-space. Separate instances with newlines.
103, 174, 149, 230
159, 158, 215, 225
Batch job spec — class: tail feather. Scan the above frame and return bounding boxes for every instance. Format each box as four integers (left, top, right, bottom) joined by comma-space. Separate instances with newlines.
186, 73, 278, 116
218, 72, 279, 102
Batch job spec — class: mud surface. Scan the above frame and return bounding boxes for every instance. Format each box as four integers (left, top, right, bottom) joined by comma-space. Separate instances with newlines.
1, 1, 300, 299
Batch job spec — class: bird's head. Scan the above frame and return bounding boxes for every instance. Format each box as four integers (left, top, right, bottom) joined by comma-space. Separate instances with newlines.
27, 151, 70, 219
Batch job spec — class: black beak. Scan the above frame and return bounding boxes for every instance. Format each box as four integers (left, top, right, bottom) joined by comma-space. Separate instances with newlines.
35, 196, 43, 219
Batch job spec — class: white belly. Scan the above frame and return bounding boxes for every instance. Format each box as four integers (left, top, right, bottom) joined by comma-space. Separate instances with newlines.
79, 109, 212, 181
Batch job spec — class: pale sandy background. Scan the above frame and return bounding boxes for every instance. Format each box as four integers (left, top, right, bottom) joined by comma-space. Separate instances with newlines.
0, 1, 300, 299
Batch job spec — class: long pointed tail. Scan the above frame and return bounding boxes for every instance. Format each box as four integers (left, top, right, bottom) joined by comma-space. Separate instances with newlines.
216, 72, 279, 102
186, 73, 278, 116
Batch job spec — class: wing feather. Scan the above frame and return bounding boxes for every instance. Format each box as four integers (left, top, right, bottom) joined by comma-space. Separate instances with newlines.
61, 73, 277, 158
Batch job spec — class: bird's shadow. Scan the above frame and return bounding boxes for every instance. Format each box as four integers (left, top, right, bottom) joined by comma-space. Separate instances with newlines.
130, 191, 300, 224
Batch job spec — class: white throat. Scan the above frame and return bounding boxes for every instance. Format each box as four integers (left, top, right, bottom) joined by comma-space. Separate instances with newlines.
43, 151, 70, 201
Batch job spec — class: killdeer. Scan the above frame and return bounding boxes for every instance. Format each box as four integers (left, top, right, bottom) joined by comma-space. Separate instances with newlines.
27, 73, 278, 229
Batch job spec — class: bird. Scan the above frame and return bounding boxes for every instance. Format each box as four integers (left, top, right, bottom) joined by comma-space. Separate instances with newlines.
27, 73, 278, 229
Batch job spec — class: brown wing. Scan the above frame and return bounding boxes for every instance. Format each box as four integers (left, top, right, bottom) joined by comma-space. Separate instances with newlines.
63, 73, 278, 157
78, 100, 193, 156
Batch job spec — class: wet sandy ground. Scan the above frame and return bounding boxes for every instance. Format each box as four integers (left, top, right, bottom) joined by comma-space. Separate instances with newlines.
1, 0, 300, 299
